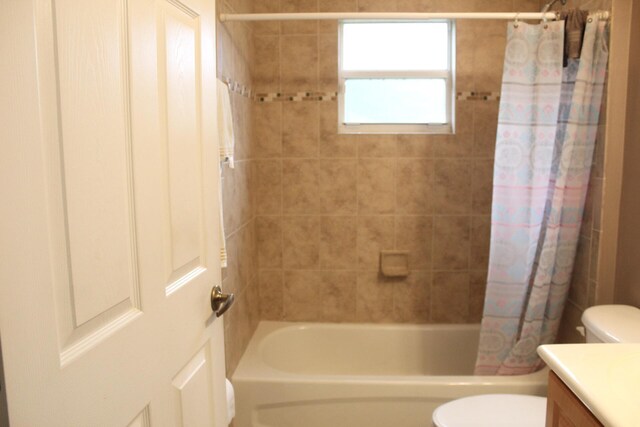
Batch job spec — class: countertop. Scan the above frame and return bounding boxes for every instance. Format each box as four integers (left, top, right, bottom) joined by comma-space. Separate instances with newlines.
538, 343, 640, 427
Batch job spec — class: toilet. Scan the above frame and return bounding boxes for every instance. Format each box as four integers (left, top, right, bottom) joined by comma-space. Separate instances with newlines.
432, 305, 640, 427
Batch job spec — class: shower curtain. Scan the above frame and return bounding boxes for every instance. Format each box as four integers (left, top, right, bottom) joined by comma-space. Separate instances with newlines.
474, 14, 609, 375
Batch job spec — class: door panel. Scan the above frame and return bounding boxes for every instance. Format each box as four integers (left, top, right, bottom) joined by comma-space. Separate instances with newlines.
172, 343, 216, 427
54, 0, 137, 327
0, 0, 226, 425
45, 0, 143, 367
159, 0, 207, 295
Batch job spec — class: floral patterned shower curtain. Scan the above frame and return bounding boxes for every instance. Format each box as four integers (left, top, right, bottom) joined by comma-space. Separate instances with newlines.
474, 15, 609, 375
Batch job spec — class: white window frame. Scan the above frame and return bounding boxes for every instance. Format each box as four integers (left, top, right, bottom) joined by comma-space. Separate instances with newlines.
338, 20, 456, 134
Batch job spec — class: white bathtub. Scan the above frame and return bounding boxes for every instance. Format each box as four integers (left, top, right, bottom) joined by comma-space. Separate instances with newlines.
231, 321, 548, 427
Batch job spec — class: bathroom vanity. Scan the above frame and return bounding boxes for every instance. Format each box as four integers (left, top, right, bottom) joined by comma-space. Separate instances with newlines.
546, 371, 602, 426
539, 344, 640, 426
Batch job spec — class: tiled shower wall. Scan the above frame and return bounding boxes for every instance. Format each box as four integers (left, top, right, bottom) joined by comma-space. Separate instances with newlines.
217, 0, 260, 375
251, 0, 541, 325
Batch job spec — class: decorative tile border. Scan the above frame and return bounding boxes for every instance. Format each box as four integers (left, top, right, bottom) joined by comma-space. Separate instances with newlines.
254, 91, 338, 102
456, 91, 501, 101
222, 78, 500, 103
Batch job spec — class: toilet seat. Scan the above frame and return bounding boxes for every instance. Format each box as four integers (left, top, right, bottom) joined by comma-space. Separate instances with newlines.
432, 394, 547, 427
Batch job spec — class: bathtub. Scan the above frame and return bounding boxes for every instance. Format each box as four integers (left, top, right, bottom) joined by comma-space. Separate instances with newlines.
231, 321, 548, 427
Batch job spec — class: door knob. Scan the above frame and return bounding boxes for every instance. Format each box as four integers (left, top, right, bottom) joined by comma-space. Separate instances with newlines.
211, 286, 235, 317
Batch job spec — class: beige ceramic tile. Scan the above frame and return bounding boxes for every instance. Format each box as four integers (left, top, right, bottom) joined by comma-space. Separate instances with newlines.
556, 301, 585, 344
250, 0, 280, 35
395, 0, 432, 11
226, 288, 252, 370
433, 216, 471, 270
319, 0, 357, 33
282, 159, 320, 213
245, 279, 260, 332
432, 271, 470, 323
222, 162, 252, 232
238, 222, 258, 288
396, 0, 479, 12
320, 216, 358, 269
356, 272, 396, 322
229, 23, 252, 84
471, 159, 494, 214
468, 270, 487, 323
357, 158, 396, 214
222, 165, 239, 232
591, 177, 603, 231
396, 134, 438, 158
318, 159, 358, 214
569, 235, 590, 308
283, 101, 319, 157
357, 216, 395, 270
259, 270, 284, 320
320, 270, 357, 321
356, 134, 398, 158
228, 0, 252, 13
474, 32, 506, 92
281, 35, 318, 91
470, 216, 491, 270
223, 313, 241, 374
252, 102, 282, 158
395, 216, 433, 270
393, 270, 431, 323
513, 0, 540, 13
473, 102, 499, 157
319, 33, 338, 91
456, 21, 475, 92
433, 102, 473, 157
396, 159, 434, 214
256, 160, 282, 215
357, 0, 397, 11
230, 94, 250, 161
475, 0, 512, 12
282, 216, 321, 268
593, 124, 606, 179
280, 0, 318, 35
236, 161, 254, 226
581, 178, 595, 238
433, 159, 472, 214
283, 270, 321, 321
222, 231, 241, 296
319, 101, 357, 158
252, 35, 280, 92
257, 216, 283, 268
590, 231, 600, 282
588, 279, 598, 308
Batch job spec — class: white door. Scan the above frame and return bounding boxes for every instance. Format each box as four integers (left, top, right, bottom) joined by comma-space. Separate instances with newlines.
0, 0, 228, 425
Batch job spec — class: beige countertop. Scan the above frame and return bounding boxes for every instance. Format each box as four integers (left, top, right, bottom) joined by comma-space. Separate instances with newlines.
538, 343, 640, 427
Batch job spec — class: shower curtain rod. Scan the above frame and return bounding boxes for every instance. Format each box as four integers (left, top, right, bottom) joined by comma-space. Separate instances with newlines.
219, 12, 566, 22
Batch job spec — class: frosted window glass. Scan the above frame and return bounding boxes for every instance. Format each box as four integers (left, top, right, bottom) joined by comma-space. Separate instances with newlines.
342, 22, 449, 71
344, 79, 447, 124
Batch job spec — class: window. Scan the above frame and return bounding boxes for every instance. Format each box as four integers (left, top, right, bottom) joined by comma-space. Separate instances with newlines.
338, 21, 455, 134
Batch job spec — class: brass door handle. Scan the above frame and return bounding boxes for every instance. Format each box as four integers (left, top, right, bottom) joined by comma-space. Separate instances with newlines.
211, 286, 235, 317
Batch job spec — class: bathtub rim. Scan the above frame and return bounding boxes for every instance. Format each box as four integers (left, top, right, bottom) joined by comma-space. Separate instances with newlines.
232, 321, 549, 385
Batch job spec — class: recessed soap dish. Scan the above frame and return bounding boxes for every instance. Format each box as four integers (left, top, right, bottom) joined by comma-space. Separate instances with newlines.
380, 250, 409, 277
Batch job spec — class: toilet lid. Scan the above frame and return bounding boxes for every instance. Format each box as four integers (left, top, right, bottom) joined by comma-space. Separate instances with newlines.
432, 394, 547, 427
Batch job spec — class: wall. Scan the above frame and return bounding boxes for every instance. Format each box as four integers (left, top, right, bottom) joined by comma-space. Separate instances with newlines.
251, 0, 540, 325
217, 0, 260, 375
614, 1, 640, 307
556, 0, 631, 343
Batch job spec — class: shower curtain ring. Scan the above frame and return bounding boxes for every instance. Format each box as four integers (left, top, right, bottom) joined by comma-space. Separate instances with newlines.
514, 12, 520, 28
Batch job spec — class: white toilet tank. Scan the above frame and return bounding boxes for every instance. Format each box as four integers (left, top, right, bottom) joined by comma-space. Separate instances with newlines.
581, 305, 640, 343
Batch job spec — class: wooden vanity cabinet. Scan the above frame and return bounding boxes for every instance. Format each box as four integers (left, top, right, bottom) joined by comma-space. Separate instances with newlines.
546, 371, 603, 427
